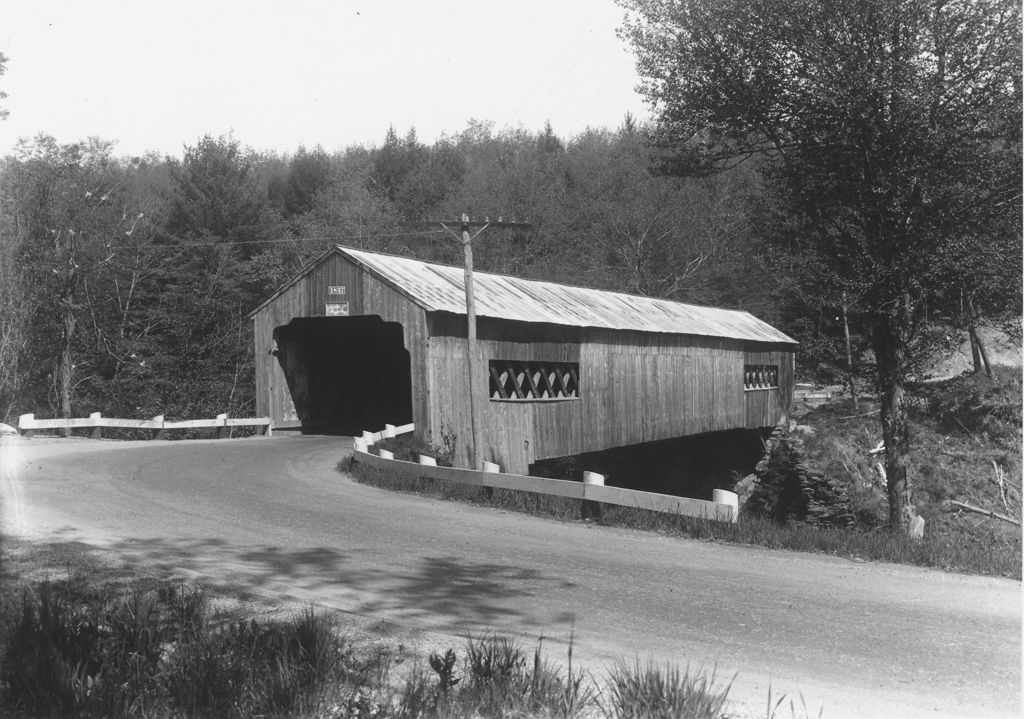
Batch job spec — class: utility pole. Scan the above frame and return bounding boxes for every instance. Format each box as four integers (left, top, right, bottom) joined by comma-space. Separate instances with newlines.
414, 216, 532, 469
457, 213, 484, 470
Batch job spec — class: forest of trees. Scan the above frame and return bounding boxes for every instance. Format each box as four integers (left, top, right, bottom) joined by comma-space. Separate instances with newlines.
0, 121, 794, 425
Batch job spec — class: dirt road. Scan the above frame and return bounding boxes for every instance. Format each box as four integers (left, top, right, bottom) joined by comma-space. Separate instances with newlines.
1, 435, 1019, 718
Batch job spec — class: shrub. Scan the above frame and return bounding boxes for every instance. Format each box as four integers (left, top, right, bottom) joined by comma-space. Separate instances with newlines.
913, 368, 1023, 441
375, 431, 455, 467
386, 634, 595, 719
603, 660, 732, 719
746, 434, 855, 528
0, 581, 354, 718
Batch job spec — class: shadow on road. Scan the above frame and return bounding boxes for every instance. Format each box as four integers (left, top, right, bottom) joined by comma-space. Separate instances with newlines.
7, 537, 576, 634
356, 555, 558, 626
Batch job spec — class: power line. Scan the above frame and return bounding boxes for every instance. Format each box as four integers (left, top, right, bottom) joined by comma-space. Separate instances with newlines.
145, 228, 447, 249
500, 12, 600, 131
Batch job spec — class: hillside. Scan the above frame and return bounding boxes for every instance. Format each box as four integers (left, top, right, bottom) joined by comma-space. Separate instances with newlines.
795, 368, 1022, 562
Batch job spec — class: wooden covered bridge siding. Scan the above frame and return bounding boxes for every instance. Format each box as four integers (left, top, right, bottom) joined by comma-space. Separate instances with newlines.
253, 253, 430, 431
253, 247, 796, 474
427, 315, 793, 474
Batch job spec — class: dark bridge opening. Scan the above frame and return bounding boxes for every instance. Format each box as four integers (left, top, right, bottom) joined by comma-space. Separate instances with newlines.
273, 316, 412, 435
529, 428, 772, 500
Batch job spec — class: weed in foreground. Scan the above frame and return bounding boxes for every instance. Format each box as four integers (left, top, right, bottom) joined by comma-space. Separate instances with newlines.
388, 634, 596, 719
602, 659, 733, 719
765, 683, 824, 719
0, 575, 807, 719
0, 580, 357, 718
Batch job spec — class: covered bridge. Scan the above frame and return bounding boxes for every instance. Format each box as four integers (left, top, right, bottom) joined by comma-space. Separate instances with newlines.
251, 246, 797, 474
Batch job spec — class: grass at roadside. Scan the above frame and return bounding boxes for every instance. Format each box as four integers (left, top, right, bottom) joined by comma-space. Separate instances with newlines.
346, 458, 1021, 579
0, 563, 750, 719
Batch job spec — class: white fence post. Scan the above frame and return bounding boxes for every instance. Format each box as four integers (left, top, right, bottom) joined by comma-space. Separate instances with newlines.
582, 471, 605, 520
90, 412, 102, 439
418, 455, 437, 466
18, 413, 35, 438
712, 489, 739, 523
384, 424, 396, 439
353, 437, 368, 453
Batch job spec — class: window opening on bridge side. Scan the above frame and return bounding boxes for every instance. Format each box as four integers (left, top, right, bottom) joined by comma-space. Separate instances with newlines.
489, 361, 580, 400
744, 364, 779, 391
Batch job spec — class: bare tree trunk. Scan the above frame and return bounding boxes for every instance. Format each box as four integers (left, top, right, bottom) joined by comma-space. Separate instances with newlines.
873, 300, 915, 531
966, 296, 991, 377
59, 279, 77, 438
969, 326, 983, 373
56, 229, 79, 438
842, 298, 858, 411
970, 326, 992, 377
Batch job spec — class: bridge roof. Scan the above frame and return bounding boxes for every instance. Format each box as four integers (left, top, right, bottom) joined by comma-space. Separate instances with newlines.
338, 246, 797, 345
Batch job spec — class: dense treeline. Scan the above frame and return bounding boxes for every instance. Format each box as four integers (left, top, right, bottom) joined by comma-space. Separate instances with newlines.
0, 120, 769, 423
0, 114, 1016, 425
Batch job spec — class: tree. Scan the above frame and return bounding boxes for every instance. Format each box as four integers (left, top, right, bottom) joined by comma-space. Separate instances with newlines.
165, 134, 279, 248
369, 127, 424, 211
565, 125, 764, 305
620, 0, 1022, 529
269, 145, 334, 217
566, 127, 705, 297
0, 136, 163, 423
289, 150, 403, 260
367, 127, 467, 222
155, 134, 285, 419
439, 124, 571, 279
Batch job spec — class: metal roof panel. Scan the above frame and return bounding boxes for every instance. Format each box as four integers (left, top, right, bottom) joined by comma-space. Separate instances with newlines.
340, 246, 797, 344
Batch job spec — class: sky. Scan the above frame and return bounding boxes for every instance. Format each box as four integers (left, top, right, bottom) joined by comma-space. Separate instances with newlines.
0, 0, 650, 158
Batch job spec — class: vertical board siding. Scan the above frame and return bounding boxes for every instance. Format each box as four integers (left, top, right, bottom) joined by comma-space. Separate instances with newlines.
484, 401, 535, 473
253, 254, 429, 434
530, 400, 583, 461
426, 335, 466, 464
423, 318, 791, 472
427, 315, 586, 473
254, 317, 269, 418
360, 273, 429, 440
255, 252, 796, 471
426, 334, 479, 468
254, 254, 347, 429
578, 334, 747, 452
743, 346, 793, 428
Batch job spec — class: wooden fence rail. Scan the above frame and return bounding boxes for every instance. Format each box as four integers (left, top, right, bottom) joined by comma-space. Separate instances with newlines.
351, 444, 735, 523
18, 413, 272, 439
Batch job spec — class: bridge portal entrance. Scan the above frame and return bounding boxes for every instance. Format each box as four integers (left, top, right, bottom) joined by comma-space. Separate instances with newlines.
272, 316, 412, 435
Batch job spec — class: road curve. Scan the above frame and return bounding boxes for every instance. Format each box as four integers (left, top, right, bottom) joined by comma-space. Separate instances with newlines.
0, 435, 1019, 719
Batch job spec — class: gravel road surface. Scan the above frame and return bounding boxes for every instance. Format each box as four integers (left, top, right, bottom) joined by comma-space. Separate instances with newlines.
1, 435, 1019, 718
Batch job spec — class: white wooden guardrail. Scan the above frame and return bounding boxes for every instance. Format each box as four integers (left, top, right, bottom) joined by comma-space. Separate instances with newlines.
350, 425, 736, 523
18, 413, 271, 439
352, 423, 415, 450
